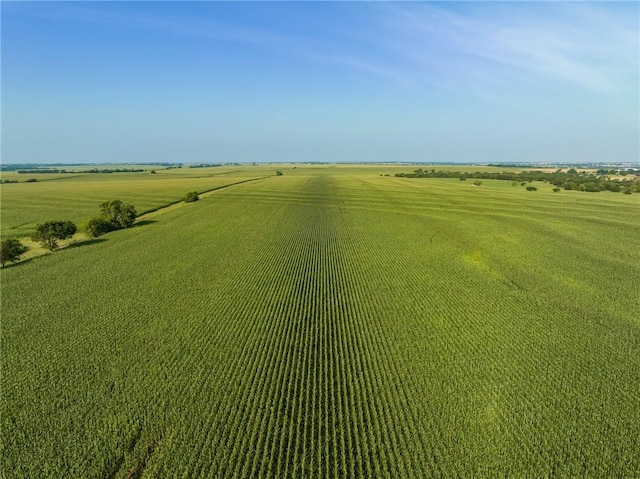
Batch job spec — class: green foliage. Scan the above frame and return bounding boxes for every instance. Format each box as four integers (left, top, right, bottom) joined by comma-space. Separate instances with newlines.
99, 200, 136, 229
31, 220, 77, 250
472, 180, 482, 186
183, 191, 199, 203
85, 217, 115, 237
395, 168, 640, 193
276, 170, 283, 176
0, 167, 275, 239
0, 238, 27, 266
552, 187, 561, 192
526, 185, 537, 191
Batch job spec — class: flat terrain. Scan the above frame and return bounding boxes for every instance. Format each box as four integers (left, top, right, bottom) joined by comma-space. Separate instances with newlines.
0, 165, 276, 239
1, 166, 639, 477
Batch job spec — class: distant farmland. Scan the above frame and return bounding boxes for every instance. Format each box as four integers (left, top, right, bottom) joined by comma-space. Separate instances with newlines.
1, 166, 639, 477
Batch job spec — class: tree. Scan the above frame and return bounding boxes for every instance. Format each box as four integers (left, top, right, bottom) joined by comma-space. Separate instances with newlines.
32, 221, 77, 250
1, 239, 27, 266
276, 170, 283, 176
526, 186, 537, 191
184, 191, 199, 203
85, 217, 115, 237
99, 200, 136, 229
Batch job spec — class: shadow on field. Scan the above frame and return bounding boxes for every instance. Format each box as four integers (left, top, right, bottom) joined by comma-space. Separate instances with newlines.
134, 220, 158, 228
67, 238, 108, 249
1, 258, 33, 269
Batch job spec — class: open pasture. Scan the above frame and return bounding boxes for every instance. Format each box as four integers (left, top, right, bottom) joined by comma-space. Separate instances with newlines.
1, 167, 639, 478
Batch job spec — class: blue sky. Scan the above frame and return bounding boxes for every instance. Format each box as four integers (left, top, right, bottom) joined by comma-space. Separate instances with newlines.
2, 1, 638, 164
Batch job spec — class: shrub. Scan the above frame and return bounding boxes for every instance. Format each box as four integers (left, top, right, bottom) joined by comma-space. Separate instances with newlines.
184, 191, 199, 203
472, 181, 482, 186
276, 170, 284, 176
526, 186, 538, 191
552, 187, 561, 193
85, 217, 115, 237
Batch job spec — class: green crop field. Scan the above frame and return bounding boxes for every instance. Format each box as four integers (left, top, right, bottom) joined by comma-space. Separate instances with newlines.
0, 165, 277, 239
1, 167, 639, 478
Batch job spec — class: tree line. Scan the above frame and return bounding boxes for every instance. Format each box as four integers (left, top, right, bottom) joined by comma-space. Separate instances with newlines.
13, 168, 146, 174
395, 168, 640, 193
0, 200, 136, 267
1, 190, 204, 267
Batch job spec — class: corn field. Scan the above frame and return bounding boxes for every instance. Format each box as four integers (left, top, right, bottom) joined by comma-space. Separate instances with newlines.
2, 171, 639, 477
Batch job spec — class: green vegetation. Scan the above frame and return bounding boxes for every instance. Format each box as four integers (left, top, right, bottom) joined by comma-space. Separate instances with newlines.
0, 239, 27, 266
1, 167, 639, 477
84, 200, 137, 237
85, 217, 115, 238
31, 220, 77, 250
0, 165, 274, 239
183, 191, 199, 203
396, 167, 640, 193
99, 200, 137, 229
14, 167, 145, 174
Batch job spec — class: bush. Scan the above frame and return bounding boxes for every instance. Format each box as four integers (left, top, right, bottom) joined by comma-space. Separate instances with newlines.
276, 170, 283, 176
85, 217, 115, 237
184, 191, 199, 203
1, 238, 27, 266
472, 181, 482, 186
552, 187, 561, 192
26, 178, 38, 183
526, 186, 538, 191
622, 188, 632, 195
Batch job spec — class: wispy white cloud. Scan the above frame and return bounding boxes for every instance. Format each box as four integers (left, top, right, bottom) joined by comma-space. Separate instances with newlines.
7, 1, 638, 95
8, 2, 411, 84
371, 2, 639, 94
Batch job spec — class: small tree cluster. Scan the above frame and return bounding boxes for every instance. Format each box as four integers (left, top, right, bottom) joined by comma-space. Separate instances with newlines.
526, 186, 538, 191
184, 191, 199, 203
86, 200, 136, 237
32, 221, 77, 250
276, 170, 284, 176
1, 238, 27, 266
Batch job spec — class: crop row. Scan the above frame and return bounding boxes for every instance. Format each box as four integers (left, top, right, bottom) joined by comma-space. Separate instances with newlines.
1, 173, 638, 477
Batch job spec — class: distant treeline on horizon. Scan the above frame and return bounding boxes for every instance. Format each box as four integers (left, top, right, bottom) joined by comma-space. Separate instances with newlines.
396, 168, 640, 193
